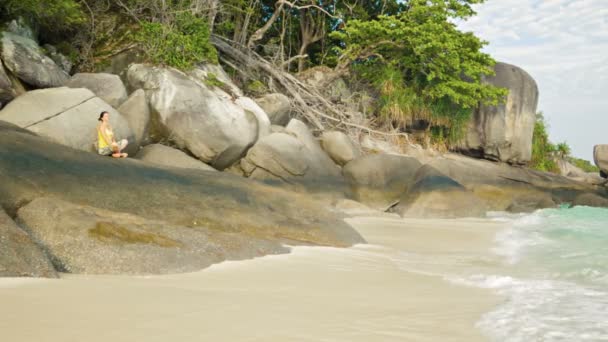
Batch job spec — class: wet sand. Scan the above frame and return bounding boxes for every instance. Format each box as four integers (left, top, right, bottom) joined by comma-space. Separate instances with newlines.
0, 216, 505, 341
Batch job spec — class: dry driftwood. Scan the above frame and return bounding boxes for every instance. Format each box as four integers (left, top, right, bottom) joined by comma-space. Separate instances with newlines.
211, 34, 409, 142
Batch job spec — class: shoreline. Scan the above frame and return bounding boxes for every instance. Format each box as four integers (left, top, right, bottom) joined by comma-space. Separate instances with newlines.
0, 216, 506, 341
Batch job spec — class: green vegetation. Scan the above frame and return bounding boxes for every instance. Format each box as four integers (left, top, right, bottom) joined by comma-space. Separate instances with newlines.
136, 13, 217, 70
530, 112, 559, 173
0, 0, 85, 41
331, 0, 507, 143
1, 0, 509, 145
568, 157, 600, 173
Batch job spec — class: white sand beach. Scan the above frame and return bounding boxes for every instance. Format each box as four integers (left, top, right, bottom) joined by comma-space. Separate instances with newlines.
0, 216, 505, 342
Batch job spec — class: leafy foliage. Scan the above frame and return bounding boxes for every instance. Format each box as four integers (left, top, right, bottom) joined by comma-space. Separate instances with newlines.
135, 12, 217, 70
0, 0, 85, 39
568, 157, 600, 173
330, 0, 506, 143
530, 112, 559, 173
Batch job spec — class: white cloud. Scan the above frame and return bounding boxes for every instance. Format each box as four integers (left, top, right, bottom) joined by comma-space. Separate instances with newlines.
458, 0, 608, 160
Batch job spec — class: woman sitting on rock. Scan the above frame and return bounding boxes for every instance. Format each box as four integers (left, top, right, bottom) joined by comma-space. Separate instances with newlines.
97, 111, 128, 158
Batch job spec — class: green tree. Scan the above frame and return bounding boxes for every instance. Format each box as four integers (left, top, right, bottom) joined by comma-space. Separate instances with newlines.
135, 12, 218, 70
556, 142, 571, 158
330, 0, 506, 142
0, 0, 85, 39
530, 112, 558, 173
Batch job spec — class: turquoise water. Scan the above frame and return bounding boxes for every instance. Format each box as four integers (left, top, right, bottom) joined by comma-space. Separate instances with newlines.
472, 207, 608, 341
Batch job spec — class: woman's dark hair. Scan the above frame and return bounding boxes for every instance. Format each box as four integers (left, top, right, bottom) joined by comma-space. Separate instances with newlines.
98, 111, 109, 121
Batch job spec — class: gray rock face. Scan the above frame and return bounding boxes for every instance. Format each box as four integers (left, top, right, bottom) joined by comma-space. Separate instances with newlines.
572, 193, 608, 208
1, 32, 69, 88
242, 133, 309, 181
118, 89, 150, 146
190, 63, 244, 97
0, 87, 134, 153
42, 44, 73, 74
342, 154, 422, 210
285, 119, 341, 176
127, 64, 268, 169
66, 73, 128, 108
135, 144, 217, 172
241, 122, 343, 194
0, 64, 17, 106
461, 62, 539, 164
395, 165, 487, 218
234, 96, 271, 139
594, 145, 608, 178
0, 209, 56, 278
255, 93, 292, 126
0, 121, 364, 250
427, 154, 592, 212
320, 131, 360, 166
103, 48, 145, 83
16, 198, 286, 275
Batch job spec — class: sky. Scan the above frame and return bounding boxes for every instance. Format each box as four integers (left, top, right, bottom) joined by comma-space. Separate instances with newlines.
457, 0, 607, 161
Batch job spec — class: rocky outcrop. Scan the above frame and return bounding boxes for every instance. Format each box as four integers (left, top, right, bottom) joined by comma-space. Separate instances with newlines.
16, 198, 286, 274
0, 209, 56, 278
0, 121, 364, 250
234, 96, 272, 138
571, 193, 608, 208
0, 31, 69, 88
127, 64, 269, 169
255, 93, 292, 126
241, 119, 341, 188
426, 154, 592, 212
42, 44, 72, 74
395, 165, 486, 218
241, 133, 309, 181
66, 73, 128, 108
460, 62, 538, 164
298, 66, 351, 103
118, 89, 150, 146
320, 131, 360, 166
0, 64, 17, 107
135, 144, 217, 172
556, 158, 606, 185
594, 145, 608, 178
342, 154, 422, 210
0, 87, 134, 153
191, 63, 244, 97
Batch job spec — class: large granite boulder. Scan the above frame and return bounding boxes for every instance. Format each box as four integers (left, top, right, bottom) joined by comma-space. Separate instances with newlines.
42, 44, 73, 74
0, 64, 17, 107
571, 193, 608, 208
342, 154, 422, 210
556, 158, 606, 185
255, 93, 292, 126
241, 120, 342, 190
594, 145, 608, 178
66, 73, 128, 108
0, 209, 57, 278
0, 87, 135, 153
16, 198, 286, 275
0, 121, 364, 250
127, 64, 270, 169
190, 63, 244, 97
320, 131, 360, 166
241, 133, 309, 181
118, 89, 150, 146
395, 165, 487, 218
460, 62, 538, 164
135, 144, 217, 172
0, 31, 69, 88
427, 154, 593, 212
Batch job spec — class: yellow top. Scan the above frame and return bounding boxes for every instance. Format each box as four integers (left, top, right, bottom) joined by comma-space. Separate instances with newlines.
97, 127, 113, 149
